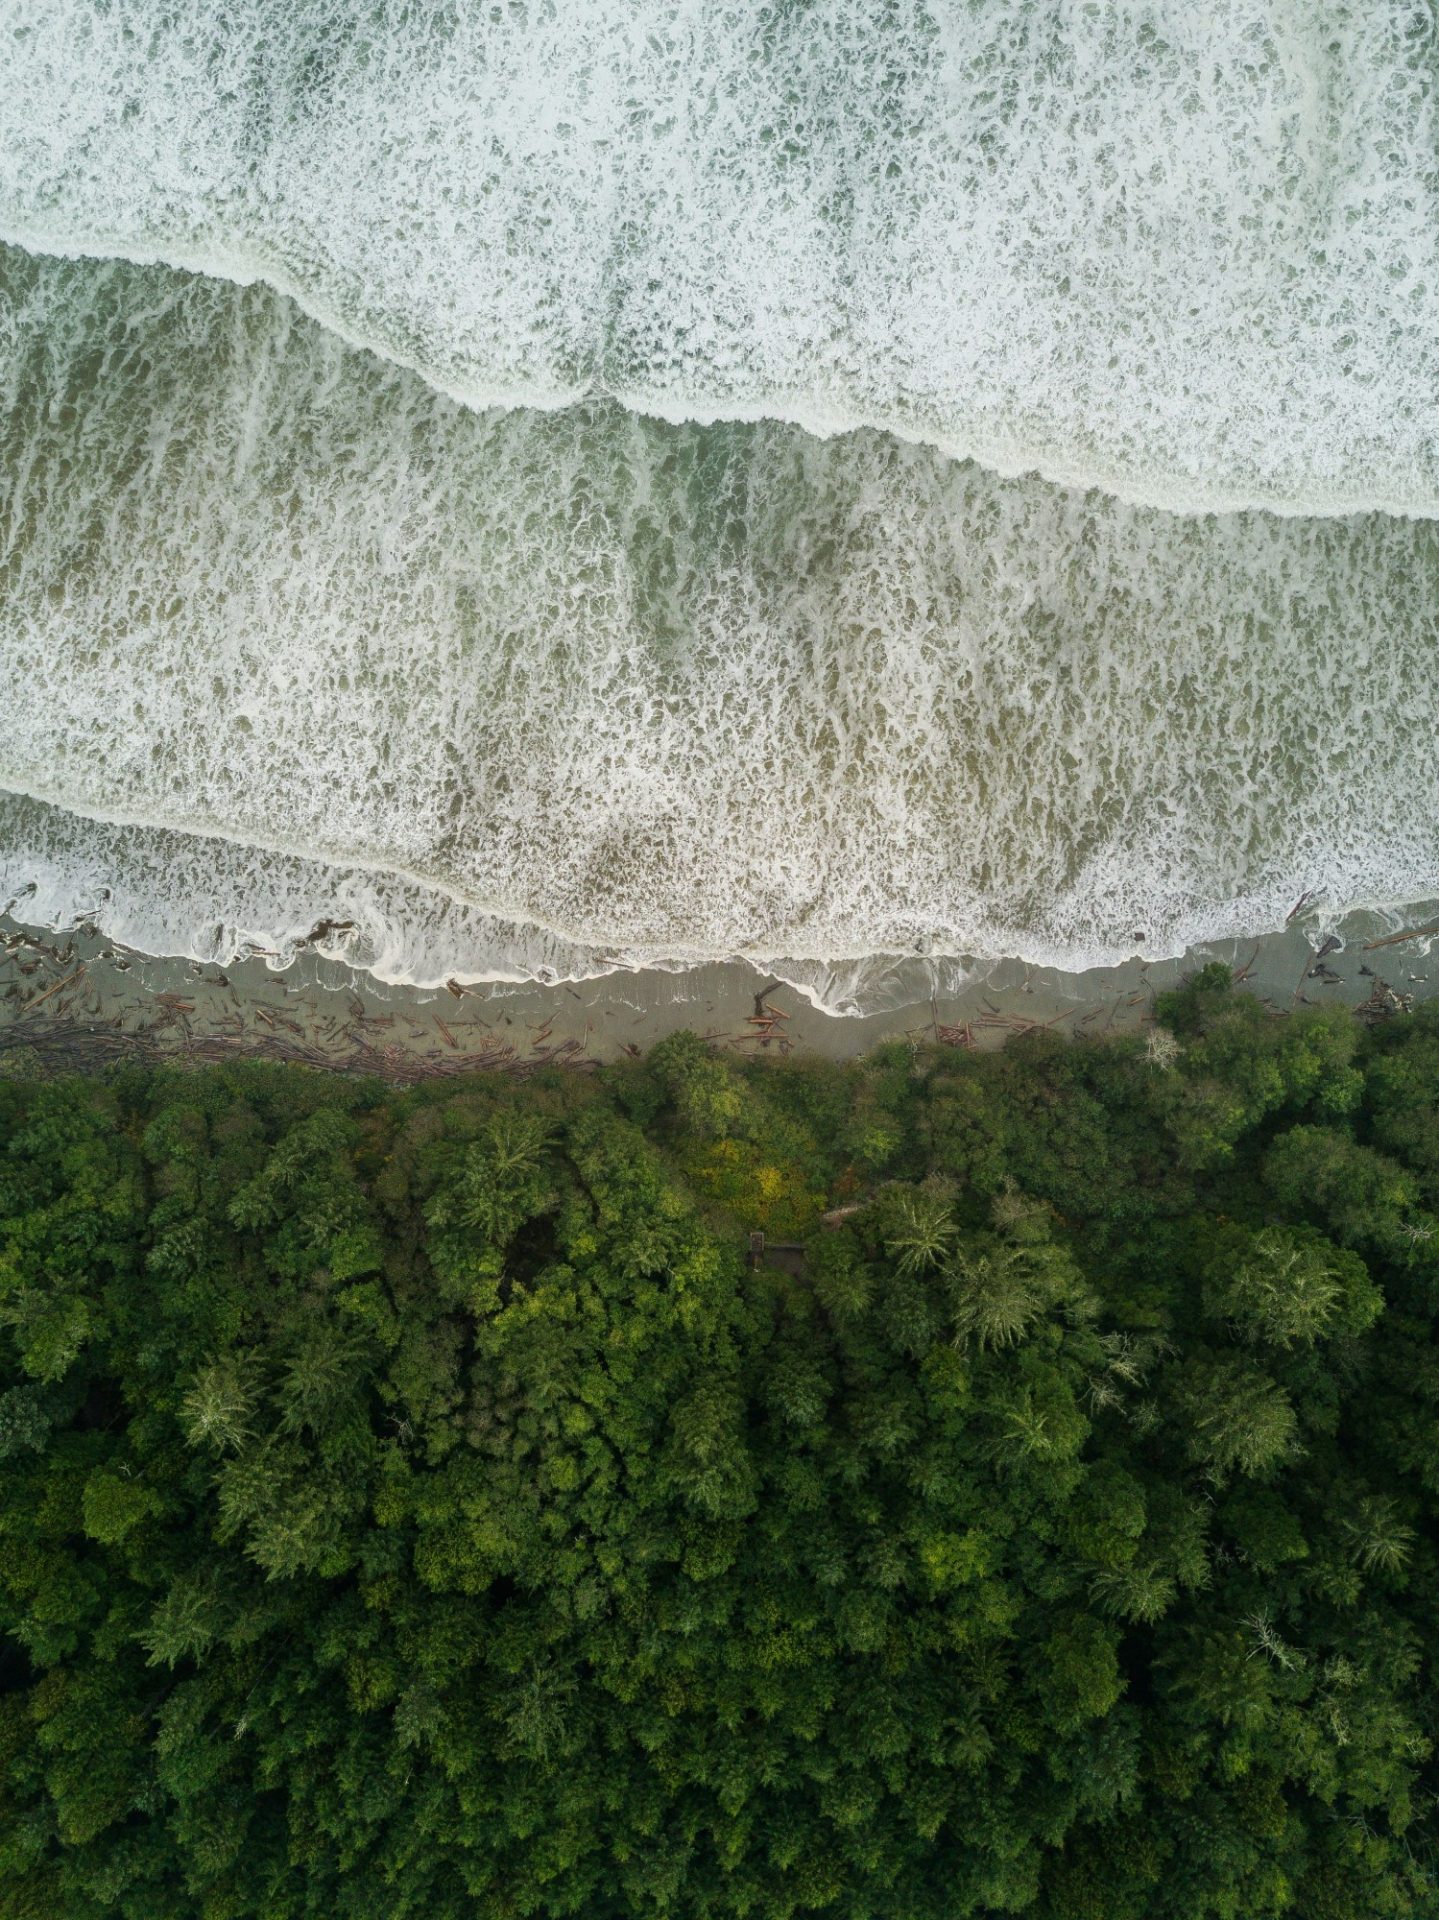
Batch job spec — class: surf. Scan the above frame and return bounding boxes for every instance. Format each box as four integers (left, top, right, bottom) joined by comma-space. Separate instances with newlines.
3, 247, 1438, 1011
2, 0, 1437, 517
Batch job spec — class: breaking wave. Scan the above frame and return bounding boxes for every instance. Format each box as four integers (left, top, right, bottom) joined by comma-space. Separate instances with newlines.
2, 1, 1438, 516
2, 247, 1438, 1011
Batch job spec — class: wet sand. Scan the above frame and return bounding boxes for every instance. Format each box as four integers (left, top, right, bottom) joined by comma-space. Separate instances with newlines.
2, 900, 1435, 1081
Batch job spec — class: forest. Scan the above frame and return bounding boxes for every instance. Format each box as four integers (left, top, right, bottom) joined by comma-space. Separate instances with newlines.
1, 964, 1437, 1919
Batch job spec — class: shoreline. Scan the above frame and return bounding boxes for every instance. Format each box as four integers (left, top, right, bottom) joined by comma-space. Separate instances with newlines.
3, 901, 1435, 1082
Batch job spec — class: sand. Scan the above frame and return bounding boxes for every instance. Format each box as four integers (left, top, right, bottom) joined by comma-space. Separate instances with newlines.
2, 900, 1435, 1082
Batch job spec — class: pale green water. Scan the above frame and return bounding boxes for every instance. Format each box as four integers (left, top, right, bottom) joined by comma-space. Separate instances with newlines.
5, 0, 1437, 514
1, 4, 1437, 1009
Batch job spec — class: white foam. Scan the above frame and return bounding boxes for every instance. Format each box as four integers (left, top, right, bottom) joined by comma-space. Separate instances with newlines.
2, 249, 1438, 1008
0, 791, 994, 1015
1, 2, 1437, 516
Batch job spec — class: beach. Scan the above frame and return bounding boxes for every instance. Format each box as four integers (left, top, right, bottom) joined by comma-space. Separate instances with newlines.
4, 900, 1435, 1083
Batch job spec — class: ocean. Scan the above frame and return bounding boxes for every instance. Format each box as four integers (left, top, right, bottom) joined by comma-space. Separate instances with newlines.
1, 3, 1436, 1012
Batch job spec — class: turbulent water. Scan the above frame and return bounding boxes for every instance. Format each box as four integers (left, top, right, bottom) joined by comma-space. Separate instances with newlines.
1, 5, 1437, 1008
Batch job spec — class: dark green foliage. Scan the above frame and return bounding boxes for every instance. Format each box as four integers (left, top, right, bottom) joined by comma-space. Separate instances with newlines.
1, 983, 1438, 1918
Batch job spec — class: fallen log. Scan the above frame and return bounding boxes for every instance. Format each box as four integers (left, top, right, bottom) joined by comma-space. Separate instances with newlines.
1362, 919, 1439, 952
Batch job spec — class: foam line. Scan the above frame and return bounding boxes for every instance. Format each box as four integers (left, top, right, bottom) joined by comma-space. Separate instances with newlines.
2, 2, 1437, 517
3, 788, 1437, 1020
2, 250, 1438, 1001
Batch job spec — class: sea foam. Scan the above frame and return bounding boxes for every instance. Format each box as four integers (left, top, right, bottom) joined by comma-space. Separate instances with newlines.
2, 247, 1437, 1008
1, 1, 1437, 516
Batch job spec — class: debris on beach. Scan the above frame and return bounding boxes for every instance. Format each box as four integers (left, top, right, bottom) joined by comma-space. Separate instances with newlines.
1362, 918, 1439, 953
1355, 976, 1413, 1025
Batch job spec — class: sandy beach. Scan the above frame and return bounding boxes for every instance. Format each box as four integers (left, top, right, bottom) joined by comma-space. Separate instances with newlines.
3, 899, 1435, 1082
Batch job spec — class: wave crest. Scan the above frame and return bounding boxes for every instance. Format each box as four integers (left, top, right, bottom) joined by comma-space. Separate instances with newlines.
2, 1, 1438, 515
3, 250, 1439, 997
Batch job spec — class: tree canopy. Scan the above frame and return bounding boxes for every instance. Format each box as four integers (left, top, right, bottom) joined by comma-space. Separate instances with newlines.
1, 971, 1437, 1918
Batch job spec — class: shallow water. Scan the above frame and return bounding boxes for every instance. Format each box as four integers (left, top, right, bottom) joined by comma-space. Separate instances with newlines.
1, 7, 1436, 1014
